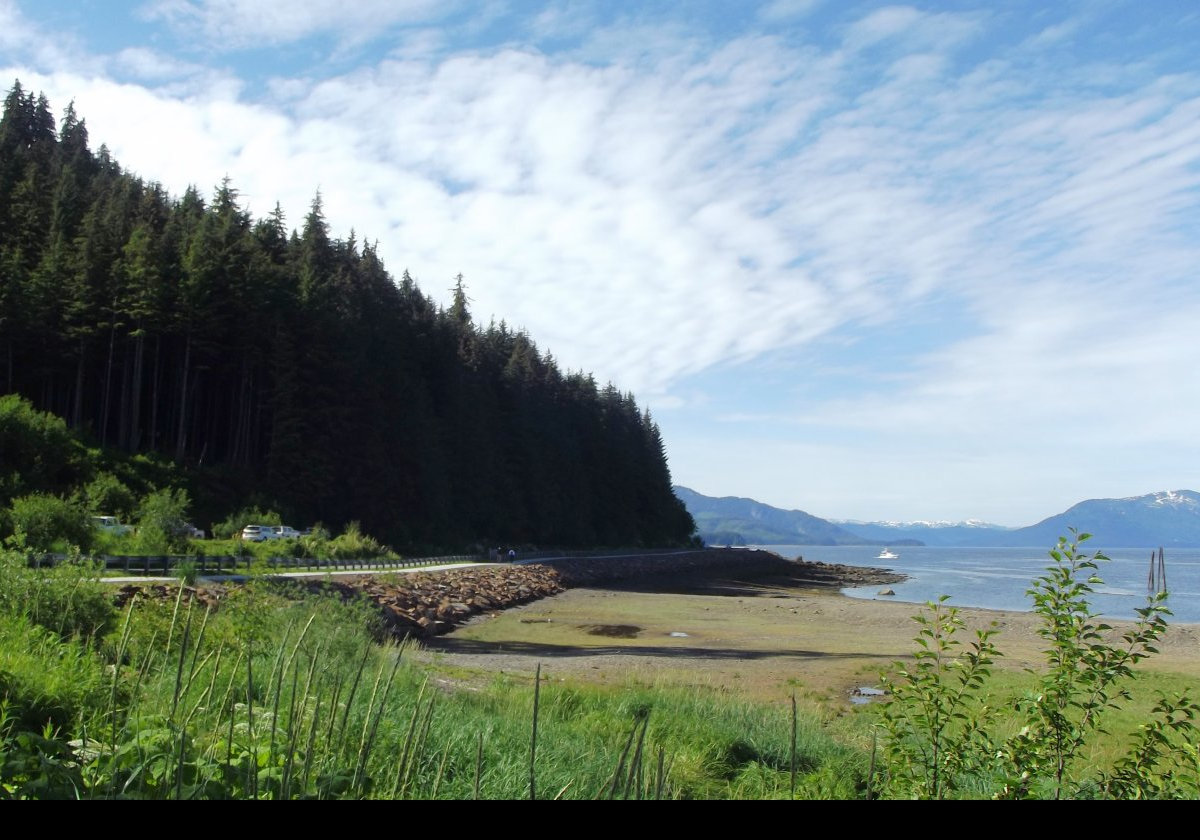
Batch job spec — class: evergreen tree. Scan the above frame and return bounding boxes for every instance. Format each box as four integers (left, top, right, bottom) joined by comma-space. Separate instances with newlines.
0, 87, 696, 550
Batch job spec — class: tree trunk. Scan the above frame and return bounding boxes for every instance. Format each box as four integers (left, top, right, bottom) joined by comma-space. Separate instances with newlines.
150, 334, 161, 450
100, 322, 116, 444
175, 333, 191, 460
129, 331, 144, 450
72, 338, 85, 429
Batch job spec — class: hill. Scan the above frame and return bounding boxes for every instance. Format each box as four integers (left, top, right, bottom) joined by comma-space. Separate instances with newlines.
1008, 490, 1200, 548
677, 485, 1200, 549
836, 490, 1200, 548
673, 486, 918, 546
0, 83, 694, 551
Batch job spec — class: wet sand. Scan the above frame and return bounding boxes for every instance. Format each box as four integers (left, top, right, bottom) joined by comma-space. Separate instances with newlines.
417, 575, 1200, 705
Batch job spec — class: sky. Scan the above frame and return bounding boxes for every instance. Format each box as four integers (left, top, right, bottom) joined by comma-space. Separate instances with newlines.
3, 0, 1199, 526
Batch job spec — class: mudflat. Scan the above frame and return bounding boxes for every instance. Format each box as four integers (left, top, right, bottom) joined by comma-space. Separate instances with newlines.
418, 573, 1200, 706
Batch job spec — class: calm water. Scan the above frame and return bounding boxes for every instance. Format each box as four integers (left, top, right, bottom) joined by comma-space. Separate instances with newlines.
758, 545, 1200, 624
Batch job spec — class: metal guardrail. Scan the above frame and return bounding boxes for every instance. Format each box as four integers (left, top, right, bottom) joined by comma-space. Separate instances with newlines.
32, 553, 483, 577
31, 546, 700, 577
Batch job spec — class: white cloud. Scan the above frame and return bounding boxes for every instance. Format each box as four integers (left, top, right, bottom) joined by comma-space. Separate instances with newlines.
844, 5, 983, 53
1024, 17, 1081, 48
527, 2, 599, 42
0, 0, 28, 51
17, 19, 1197, 406
112, 47, 198, 80
0, 0, 99, 75
139, 0, 455, 47
7, 3, 1200, 520
758, 0, 823, 23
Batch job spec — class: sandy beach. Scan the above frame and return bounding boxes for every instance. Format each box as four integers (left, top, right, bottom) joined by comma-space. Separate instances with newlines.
418, 573, 1200, 706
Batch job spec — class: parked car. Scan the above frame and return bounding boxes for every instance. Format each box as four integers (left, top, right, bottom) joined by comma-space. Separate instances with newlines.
273, 525, 300, 539
181, 523, 206, 539
93, 515, 132, 536
241, 524, 278, 542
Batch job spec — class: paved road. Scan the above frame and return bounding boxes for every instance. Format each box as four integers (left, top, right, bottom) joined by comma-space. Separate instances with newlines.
106, 549, 709, 585
105, 562, 505, 585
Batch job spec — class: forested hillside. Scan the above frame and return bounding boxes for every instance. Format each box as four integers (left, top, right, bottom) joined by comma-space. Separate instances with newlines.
0, 83, 695, 549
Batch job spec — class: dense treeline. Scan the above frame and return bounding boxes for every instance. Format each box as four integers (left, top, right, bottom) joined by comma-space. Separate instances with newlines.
0, 83, 695, 549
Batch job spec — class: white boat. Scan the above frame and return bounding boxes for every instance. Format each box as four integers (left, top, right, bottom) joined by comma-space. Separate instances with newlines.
876, 548, 899, 560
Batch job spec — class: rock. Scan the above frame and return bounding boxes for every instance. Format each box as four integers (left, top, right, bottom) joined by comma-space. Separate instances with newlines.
878, 588, 895, 596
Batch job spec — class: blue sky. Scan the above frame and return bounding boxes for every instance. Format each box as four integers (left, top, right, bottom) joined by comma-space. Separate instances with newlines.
3, 0, 1200, 525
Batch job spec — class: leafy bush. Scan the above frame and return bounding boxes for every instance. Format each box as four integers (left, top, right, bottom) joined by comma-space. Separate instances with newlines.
0, 395, 88, 504
0, 549, 115, 640
876, 532, 1194, 799
0, 612, 112, 731
135, 488, 192, 554
212, 506, 282, 540
328, 522, 395, 560
83, 473, 136, 519
877, 596, 998, 799
176, 559, 199, 586
6, 493, 93, 552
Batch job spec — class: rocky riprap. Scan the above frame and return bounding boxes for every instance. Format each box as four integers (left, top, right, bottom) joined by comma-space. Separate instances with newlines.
309, 565, 565, 637
113, 582, 228, 610
110, 550, 906, 639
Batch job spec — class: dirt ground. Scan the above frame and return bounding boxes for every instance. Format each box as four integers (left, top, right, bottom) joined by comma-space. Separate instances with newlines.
415, 574, 1200, 708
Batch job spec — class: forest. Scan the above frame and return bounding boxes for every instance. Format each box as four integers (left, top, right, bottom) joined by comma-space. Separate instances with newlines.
0, 82, 696, 550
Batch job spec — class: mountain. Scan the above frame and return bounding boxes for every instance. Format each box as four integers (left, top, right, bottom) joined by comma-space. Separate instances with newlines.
832, 519, 1016, 547
838, 490, 1200, 548
1008, 490, 1200, 548
673, 486, 921, 546
678, 486, 1200, 549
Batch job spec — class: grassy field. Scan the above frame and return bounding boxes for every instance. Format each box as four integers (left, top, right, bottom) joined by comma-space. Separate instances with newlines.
0, 554, 865, 798
3, 547, 1197, 798
418, 573, 1200, 784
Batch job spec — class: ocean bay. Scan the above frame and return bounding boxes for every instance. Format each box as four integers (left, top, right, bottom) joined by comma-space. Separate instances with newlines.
761, 545, 1200, 624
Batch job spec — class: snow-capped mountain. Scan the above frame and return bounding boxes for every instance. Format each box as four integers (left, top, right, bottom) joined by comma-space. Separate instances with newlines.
676, 487, 1200, 548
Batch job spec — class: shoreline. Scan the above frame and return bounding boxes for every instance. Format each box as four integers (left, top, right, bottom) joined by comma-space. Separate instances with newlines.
418, 567, 1200, 704
114, 552, 1198, 705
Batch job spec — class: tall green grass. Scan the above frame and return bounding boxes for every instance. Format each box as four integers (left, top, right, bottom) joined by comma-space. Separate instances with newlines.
0, 561, 865, 799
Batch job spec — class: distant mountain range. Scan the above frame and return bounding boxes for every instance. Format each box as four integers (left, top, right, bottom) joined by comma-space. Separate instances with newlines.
674, 487, 1200, 548
672, 486, 919, 547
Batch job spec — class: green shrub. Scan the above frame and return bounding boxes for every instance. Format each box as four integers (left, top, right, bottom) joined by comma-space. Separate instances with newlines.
328, 521, 395, 560
6, 493, 93, 552
135, 488, 192, 554
212, 506, 282, 540
0, 549, 115, 640
0, 394, 88, 503
297, 523, 332, 560
83, 473, 136, 519
176, 558, 199, 586
0, 612, 112, 731
876, 532, 1193, 799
